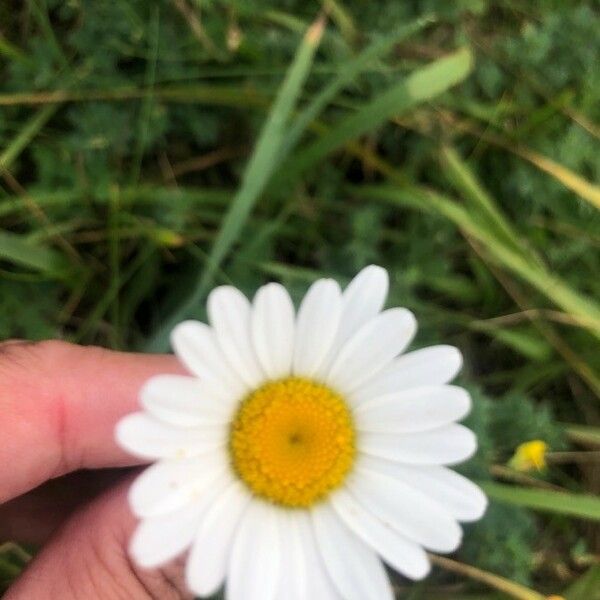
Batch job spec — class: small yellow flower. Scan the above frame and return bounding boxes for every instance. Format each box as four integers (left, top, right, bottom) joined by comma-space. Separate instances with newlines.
509, 440, 548, 472
151, 227, 185, 248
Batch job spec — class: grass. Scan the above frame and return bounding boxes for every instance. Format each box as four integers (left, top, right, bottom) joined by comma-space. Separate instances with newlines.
1, 0, 599, 597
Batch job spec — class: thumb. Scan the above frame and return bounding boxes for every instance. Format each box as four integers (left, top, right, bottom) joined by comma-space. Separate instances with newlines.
4, 478, 193, 600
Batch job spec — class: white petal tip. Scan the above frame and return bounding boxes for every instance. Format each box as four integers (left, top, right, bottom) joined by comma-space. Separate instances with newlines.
437, 345, 464, 382
114, 415, 161, 461
129, 535, 169, 570
207, 284, 240, 311
444, 425, 479, 466
362, 264, 388, 279
447, 345, 464, 373
186, 574, 220, 599
388, 307, 418, 346
428, 524, 463, 554
170, 319, 200, 343
460, 487, 489, 522
450, 385, 472, 420
410, 560, 432, 581
114, 414, 140, 455
400, 308, 418, 334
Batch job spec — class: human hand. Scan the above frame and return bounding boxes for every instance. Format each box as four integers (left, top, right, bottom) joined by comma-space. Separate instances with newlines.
0, 340, 194, 599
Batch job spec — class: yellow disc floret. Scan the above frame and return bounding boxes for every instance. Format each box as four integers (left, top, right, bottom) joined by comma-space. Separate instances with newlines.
229, 377, 356, 508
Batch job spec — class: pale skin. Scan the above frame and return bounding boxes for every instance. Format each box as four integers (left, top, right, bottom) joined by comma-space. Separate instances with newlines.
0, 340, 193, 599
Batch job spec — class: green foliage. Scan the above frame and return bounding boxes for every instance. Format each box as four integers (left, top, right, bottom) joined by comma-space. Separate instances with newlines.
0, 280, 59, 339
564, 565, 600, 600
488, 393, 565, 458
1, 0, 599, 597
461, 503, 538, 586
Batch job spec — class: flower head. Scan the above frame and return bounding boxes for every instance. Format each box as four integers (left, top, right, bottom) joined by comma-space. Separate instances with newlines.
509, 440, 548, 472
116, 265, 487, 599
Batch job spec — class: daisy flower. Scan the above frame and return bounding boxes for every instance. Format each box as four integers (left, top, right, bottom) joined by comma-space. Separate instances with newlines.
116, 265, 487, 600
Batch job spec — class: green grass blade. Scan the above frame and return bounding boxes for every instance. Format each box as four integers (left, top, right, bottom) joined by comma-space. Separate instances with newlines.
435, 147, 600, 336
427, 164, 600, 339
129, 7, 160, 186
0, 105, 58, 171
480, 481, 600, 521
0, 187, 231, 218
515, 145, 600, 211
0, 230, 69, 276
73, 243, 156, 343
280, 47, 473, 185
0, 33, 27, 62
564, 424, 600, 446
429, 555, 546, 600
563, 565, 600, 600
280, 16, 435, 159
145, 16, 326, 351
27, 0, 68, 68
452, 117, 600, 211
439, 145, 530, 257
359, 183, 600, 340
322, 0, 358, 43
0, 84, 269, 109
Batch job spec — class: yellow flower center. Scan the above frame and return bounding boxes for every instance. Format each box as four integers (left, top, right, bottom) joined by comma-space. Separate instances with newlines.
509, 440, 548, 472
229, 377, 356, 508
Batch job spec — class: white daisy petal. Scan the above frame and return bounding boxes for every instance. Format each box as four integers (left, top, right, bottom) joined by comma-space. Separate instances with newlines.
355, 385, 471, 433
360, 423, 477, 465
297, 512, 343, 599
251, 283, 296, 379
227, 500, 282, 600
349, 468, 462, 552
275, 512, 309, 600
331, 488, 430, 580
130, 500, 205, 569
361, 456, 488, 522
208, 286, 265, 388
129, 452, 228, 518
115, 412, 226, 460
140, 375, 232, 427
336, 265, 389, 347
326, 307, 417, 393
130, 472, 231, 569
170, 320, 246, 399
352, 345, 463, 405
186, 481, 251, 597
293, 279, 342, 377
312, 502, 393, 600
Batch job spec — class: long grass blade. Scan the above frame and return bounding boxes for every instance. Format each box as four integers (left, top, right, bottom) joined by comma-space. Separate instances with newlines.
429, 555, 546, 600
0, 230, 69, 276
0, 187, 231, 218
280, 16, 435, 158
480, 481, 600, 521
145, 15, 326, 351
563, 565, 600, 600
279, 47, 473, 185
439, 145, 530, 257
0, 105, 58, 171
359, 183, 600, 340
451, 117, 600, 211
565, 424, 600, 447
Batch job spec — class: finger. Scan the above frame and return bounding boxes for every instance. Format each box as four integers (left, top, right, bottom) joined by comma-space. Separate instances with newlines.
0, 340, 183, 502
0, 468, 132, 545
4, 478, 193, 600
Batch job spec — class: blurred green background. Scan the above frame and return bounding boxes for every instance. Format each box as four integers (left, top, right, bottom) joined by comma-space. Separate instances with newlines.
1, 0, 599, 598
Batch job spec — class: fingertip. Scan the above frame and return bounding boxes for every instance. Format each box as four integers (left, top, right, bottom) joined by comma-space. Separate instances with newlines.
0, 341, 182, 502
